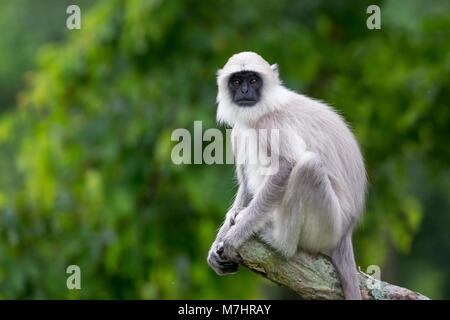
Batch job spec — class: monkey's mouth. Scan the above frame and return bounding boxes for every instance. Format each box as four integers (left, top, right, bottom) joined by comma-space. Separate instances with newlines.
237, 100, 257, 107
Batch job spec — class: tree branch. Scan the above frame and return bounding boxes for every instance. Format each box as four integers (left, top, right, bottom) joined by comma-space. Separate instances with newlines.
238, 238, 430, 300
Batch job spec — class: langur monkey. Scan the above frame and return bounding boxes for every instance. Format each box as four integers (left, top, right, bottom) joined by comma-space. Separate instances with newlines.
207, 52, 366, 300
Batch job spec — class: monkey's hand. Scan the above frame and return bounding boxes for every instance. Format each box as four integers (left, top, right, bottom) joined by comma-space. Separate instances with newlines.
220, 211, 250, 264
207, 241, 238, 275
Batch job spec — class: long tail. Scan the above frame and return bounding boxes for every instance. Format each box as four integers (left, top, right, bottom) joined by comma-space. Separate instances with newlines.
331, 232, 362, 300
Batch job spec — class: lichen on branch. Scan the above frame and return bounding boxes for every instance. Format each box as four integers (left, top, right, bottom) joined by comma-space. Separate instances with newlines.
238, 238, 430, 300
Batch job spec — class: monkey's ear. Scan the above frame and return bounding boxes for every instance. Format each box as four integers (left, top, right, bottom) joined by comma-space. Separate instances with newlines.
271, 63, 279, 78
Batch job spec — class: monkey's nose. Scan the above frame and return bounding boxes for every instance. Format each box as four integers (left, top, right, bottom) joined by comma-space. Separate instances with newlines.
241, 83, 249, 94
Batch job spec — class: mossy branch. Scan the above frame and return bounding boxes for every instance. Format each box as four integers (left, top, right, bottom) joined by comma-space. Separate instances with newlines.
238, 238, 429, 300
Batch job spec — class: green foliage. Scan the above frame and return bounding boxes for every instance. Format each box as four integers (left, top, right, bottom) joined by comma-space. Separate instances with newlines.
0, 0, 448, 299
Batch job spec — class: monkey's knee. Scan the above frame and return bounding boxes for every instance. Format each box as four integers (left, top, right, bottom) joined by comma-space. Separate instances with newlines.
299, 151, 320, 165
293, 151, 322, 179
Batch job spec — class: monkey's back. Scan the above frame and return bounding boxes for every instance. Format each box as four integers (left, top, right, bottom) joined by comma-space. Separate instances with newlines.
294, 94, 365, 222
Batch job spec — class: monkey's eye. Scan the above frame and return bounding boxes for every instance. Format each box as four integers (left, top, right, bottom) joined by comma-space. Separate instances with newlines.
232, 79, 241, 87
249, 78, 258, 85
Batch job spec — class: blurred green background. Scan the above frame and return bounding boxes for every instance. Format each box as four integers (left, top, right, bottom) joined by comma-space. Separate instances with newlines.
0, 0, 448, 299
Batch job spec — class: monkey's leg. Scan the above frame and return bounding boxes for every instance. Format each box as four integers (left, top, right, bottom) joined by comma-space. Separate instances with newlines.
266, 151, 342, 257
271, 151, 361, 299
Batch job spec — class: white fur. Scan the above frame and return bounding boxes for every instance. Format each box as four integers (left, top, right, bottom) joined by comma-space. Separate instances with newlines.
214, 52, 366, 299
217, 52, 292, 127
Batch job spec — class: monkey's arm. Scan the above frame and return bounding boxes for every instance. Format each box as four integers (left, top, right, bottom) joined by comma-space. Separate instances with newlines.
215, 165, 253, 241
207, 165, 252, 275
233, 165, 253, 209
221, 158, 293, 262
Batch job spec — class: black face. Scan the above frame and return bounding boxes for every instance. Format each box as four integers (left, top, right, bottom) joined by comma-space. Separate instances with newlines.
228, 71, 263, 107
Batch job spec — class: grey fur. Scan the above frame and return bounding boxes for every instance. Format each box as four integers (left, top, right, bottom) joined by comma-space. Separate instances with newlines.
206, 164, 252, 274
207, 52, 366, 300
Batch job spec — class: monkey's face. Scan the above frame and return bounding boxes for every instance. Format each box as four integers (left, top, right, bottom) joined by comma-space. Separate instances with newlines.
228, 71, 263, 107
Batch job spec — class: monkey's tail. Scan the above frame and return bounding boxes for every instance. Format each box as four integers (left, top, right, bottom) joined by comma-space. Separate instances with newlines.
331, 233, 362, 300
